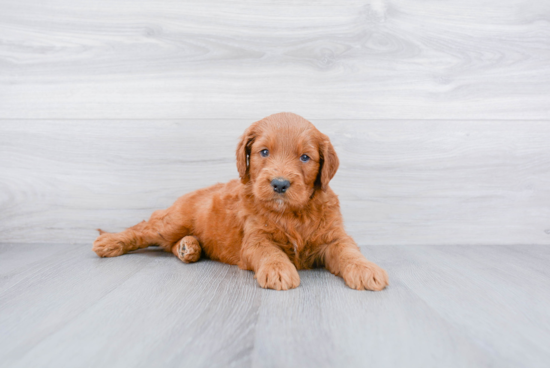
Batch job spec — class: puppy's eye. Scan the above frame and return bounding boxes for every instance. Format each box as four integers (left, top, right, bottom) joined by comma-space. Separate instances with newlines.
260, 149, 269, 157
300, 154, 310, 163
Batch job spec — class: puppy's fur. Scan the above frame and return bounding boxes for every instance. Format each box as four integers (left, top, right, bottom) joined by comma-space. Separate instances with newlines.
93, 113, 388, 291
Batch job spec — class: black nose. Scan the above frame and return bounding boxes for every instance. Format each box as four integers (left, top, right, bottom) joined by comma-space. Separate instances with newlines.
271, 178, 290, 193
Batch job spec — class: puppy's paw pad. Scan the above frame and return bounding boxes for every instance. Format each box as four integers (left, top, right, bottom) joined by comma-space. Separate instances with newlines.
255, 262, 300, 290
92, 234, 125, 257
177, 236, 201, 263
343, 262, 388, 291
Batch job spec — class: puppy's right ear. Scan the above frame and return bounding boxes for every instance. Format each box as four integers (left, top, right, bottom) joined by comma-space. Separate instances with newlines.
316, 133, 339, 191
236, 123, 257, 184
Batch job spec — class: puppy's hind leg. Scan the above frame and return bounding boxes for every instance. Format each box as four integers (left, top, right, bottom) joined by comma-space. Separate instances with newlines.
93, 208, 189, 258
172, 236, 202, 263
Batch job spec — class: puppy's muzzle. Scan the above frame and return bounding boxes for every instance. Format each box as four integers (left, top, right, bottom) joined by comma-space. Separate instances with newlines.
271, 178, 290, 193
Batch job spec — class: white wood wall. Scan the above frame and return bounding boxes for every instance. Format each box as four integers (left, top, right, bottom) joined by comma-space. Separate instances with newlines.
1, 0, 549, 245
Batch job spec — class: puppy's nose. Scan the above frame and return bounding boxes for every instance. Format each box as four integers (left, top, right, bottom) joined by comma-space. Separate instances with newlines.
271, 178, 290, 194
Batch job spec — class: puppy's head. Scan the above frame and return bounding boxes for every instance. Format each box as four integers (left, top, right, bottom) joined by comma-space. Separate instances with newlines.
236, 112, 339, 211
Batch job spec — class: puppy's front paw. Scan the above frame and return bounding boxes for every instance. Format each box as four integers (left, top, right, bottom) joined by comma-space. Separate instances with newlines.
255, 262, 300, 290
176, 236, 201, 263
92, 233, 125, 257
342, 261, 388, 291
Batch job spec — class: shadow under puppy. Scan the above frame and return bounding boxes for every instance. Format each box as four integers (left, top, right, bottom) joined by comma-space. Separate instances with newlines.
93, 112, 388, 291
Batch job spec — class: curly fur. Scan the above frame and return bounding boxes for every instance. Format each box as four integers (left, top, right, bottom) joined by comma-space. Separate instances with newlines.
93, 112, 388, 291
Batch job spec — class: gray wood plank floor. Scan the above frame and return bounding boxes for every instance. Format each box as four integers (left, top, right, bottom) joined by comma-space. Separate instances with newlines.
1, 243, 549, 368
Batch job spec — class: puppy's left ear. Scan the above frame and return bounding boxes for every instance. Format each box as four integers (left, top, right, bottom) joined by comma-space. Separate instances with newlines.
317, 134, 339, 191
236, 123, 257, 184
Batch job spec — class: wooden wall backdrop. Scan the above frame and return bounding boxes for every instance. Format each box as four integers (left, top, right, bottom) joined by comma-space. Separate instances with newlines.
1, 0, 549, 246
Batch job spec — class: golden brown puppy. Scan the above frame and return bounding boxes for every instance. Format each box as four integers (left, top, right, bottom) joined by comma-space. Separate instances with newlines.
93, 112, 388, 291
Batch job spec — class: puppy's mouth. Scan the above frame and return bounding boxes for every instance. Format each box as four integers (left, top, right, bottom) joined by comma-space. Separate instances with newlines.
266, 196, 287, 212
252, 176, 307, 210
259, 190, 290, 207
269, 192, 288, 203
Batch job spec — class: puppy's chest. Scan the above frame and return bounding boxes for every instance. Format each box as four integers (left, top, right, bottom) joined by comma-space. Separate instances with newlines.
269, 225, 320, 266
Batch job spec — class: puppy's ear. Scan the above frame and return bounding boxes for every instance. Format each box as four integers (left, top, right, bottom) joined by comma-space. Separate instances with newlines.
236, 123, 257, 184
316, 134, 339, 191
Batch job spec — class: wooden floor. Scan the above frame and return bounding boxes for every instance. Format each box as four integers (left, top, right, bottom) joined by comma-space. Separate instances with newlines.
1, 243, 549, 368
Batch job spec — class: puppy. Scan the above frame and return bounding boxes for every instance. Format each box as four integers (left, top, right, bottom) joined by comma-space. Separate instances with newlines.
93, 112, 388, 291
